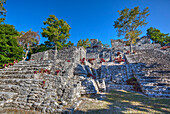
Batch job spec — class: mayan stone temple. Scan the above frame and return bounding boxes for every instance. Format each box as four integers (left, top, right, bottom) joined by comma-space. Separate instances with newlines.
0, 36, 169, 113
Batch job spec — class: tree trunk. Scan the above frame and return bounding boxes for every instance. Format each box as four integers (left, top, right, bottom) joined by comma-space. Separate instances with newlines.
54, 45, 57, 60
23, 50, 29, 61
130, 41, 133, 53
53, 45, 57, 73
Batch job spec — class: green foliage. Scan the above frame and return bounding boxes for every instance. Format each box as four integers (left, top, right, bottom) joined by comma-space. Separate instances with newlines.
0, 24, 23, 67
77, 38, 91, 48
103, 43, 110, 48
41, 15, 71, 50
0, 0, 6, 23
113, 6, 150, 47
27, 40, 55, 60
147, 27, 170, 46
17, 31, 40, 60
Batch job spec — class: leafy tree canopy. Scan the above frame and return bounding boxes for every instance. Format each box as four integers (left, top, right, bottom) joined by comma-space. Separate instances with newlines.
103, 43, 110, 48
0, 0, 7, 23
113, 6, 149, 51
17, 30, 40, 60
77, 38, 91, 48
41, 15, 72, 50
147, 27, 170, 46
27, 40, 55, 60
0, 24, 23, 67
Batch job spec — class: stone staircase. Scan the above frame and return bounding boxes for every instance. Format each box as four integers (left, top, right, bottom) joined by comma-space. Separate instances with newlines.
0, 60, 82, 113
74, 63, 101, 94
0, 60, 52, 111
134, 71, 170, 97
126, 49, 170, 98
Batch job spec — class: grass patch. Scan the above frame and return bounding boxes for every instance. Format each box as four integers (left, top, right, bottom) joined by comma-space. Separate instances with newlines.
0, 108, 41, 114
75, 89, 170, 114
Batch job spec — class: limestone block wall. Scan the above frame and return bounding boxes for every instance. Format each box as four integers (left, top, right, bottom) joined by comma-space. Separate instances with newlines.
30, 49, 54, 61
101, 64, 128, 84
136, 36, 150, 46
86, 52, 99, 60
78, 47, 86, 60
134, 44, 161, 50
111, 39, 126, 48
56, 46, 86, 63
0, 59, 82, 113
101, 49, 111, 61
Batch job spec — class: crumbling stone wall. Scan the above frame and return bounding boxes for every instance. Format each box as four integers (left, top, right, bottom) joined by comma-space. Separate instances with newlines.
101, 64, 129, 84
90, 39, 102, 48
0, 59, 82, 113
111, 39, 126, 48
31, 49, 54, 61
57, 46, 86, 63
134, 44, 161, 50
125, 49, 170, 97
136, 36, 150, 46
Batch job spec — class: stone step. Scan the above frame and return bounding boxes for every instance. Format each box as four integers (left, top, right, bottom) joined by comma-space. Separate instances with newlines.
3, 101, 34, 110
141, 85, 170, 90
149, 73, 170, 77
137, 76, 170, 80
0, 85, 20, 93
0, 91, 18, 97
0, 66, 50, 72
142, 88, 170, 95
0, 84, 44, 95
0, 73, 55, 79
0, 74, 34, 79
0, 70, 34, 75
13, 64, 50, 68
139, 79, 170, 83
0, 79, 43, 85
140, 82, 170, 87
0, 92, 18, 105
146, 93, 170, 97
17, 60, 52, 65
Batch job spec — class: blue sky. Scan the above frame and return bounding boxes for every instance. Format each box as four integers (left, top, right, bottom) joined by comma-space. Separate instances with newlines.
4, 0, 170, 46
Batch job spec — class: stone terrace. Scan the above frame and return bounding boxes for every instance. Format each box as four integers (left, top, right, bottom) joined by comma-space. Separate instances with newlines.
125, 49, 170, 97
0, 59, 83, 113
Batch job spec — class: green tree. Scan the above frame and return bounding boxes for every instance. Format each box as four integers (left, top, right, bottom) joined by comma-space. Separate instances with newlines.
17, 31, 40, 60
147, 27, 170, 46
103, 43, 110, 48
41, 15, 71, 51
113, 6, 149, 52
0, 24, 23, 67
77, 38, 91, 48
0, 0, 7, 23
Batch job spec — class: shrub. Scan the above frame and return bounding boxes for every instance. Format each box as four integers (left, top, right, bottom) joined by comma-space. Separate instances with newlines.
87, 73, 93, 77
56, 70, 60, 75
34, 69, 50, 74
88, 58, 96, 64
43, 69, 47, 73
92, 45, 98, 48
160, 46, 170, 50
87, 73, 96, 79
117, 52, 121, 56
80, 58, 85, 65
126, 77, 142, 92
34, 71, 37, 74
66, 60, 71, 62
126, 77, 137, 84
114, 56, 125, 63
3, 64, 8, 68
100, 58, 106, 63
42, 80, 45, 87
126, 50, 130, 54
133, 50, 136, 54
